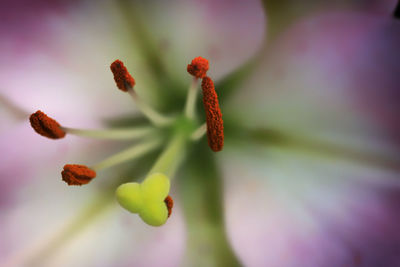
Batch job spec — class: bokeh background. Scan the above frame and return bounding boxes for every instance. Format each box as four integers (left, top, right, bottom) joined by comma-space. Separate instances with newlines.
1, 0, 399, 266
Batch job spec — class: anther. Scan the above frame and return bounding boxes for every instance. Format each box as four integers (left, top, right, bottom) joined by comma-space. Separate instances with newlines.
201, 76, 224, 152
187, 57, 209, 79
110, 59, 173, 126
29, 110, 66, 139
164, 195, 174, 217
61, 164, 96, 186
110, 60, 136, 92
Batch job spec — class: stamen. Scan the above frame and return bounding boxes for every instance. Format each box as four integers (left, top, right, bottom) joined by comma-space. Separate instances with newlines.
187, 57, 209, 79
201, 76, 224, 152
62, 164, 96, 186
110, 59, 174, 127
61, 139, 162, 186
91, 138, 163, 171
60, 126, 154, 140
184, 77, 199, 119
128, 90, 174, 127
110, 60, 135, 92
29, 110, 66, 139
164, 195, 173, 217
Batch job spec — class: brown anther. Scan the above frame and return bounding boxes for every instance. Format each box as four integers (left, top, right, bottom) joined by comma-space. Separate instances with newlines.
201, 76, 224, 152
187, 57, 209, 79
164, 195, 174, 217
61, 164, 96, 186
29, 110, 66, 139
110, 59, 136, 92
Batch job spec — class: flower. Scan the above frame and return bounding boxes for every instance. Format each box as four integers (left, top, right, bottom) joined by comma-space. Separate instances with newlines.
1, 1, 400, 267
0, 0, 264, 266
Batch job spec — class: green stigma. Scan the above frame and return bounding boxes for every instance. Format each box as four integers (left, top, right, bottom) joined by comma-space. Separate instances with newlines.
116, 173, 170, 226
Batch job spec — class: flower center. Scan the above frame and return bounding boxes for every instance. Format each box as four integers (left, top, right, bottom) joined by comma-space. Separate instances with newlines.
29, 56, 224, 226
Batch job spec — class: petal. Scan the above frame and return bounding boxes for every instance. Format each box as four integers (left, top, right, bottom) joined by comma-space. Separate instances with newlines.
227, 11, 400, 149
221, 146, 400, 266
0, 174, 186, 266
223, 9, 400, 266
0, 0, 73, 56
0, 1, 157, 124
130, 0, 266, 81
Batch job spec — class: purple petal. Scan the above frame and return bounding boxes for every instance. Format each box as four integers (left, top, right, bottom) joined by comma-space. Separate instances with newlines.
221, 148, 400, 267
132, 0, 266, 80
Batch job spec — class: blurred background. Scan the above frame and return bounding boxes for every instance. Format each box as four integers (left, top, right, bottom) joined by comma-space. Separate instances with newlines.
1, 0, 399, 266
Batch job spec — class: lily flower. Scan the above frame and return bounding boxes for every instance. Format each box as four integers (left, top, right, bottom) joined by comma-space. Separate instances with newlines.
1, 0, 399, 266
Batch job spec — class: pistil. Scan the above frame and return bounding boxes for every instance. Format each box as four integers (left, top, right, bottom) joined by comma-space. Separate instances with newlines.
115, 121, 191, 226
148, 130, 188, 178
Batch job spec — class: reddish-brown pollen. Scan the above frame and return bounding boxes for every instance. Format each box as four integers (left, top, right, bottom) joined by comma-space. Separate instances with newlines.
201, 76, 224, 152
29, 110, 66, 139
164, 195, 174, 217
187, 57, 209, 79
110, 60, 136, 92
61, 164, 96, 186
